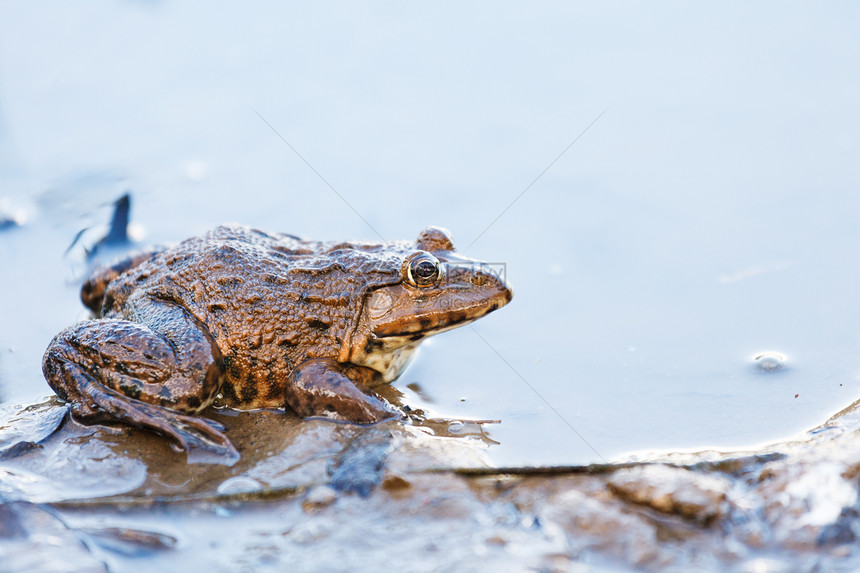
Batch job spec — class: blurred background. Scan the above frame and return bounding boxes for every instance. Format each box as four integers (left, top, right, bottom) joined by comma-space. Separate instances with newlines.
1, 1, 859, 465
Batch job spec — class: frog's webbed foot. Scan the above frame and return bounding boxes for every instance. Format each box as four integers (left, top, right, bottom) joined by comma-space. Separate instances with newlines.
42, 297, 238, 465
56, 362, 238, 465
286, 359, 402, 423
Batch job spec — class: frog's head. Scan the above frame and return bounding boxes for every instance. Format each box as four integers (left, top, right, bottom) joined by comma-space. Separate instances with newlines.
342, 226, 513, 380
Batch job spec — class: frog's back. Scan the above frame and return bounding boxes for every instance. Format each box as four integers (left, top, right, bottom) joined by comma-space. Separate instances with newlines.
99, 224, 407, 407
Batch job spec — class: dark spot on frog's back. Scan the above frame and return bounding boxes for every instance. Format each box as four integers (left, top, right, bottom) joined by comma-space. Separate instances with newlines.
217, 276, 244, 288
119, 383, 141, 400
306, 318, 331, 331
213, 245, 241, 262
271, 244, 313, 256
262, 273, 288, 285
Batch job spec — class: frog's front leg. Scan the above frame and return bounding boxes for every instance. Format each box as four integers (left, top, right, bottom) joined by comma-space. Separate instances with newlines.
285, 359, 402, 423
42, 295, 238, 465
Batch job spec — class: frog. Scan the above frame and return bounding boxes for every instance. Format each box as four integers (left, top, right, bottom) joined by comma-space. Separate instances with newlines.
42, 224, 513, 463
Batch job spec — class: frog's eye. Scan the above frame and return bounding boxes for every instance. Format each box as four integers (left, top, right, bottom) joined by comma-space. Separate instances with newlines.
406, 253, 442, 287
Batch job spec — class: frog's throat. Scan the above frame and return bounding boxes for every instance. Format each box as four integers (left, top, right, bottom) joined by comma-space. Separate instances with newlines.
337, 308, 422, 382
339, 332, 420, 382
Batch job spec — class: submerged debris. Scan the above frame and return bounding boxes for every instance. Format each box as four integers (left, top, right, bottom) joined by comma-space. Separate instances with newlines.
0, 197, 28, 231
329, 428, 393, 497
64, 192, 139, 261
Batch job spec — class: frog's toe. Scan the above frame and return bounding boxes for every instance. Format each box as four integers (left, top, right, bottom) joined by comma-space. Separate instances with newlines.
70, 394, 239, 466
165, 414, 240, 466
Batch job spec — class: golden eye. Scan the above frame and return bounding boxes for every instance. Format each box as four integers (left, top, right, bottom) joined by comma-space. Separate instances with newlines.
407, 253, 441, 287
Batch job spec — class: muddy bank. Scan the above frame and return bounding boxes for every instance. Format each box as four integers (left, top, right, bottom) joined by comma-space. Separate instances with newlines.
1, 399, 859, 572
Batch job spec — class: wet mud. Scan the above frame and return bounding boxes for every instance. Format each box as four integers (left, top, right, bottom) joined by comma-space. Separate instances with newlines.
2, 397, 860, 572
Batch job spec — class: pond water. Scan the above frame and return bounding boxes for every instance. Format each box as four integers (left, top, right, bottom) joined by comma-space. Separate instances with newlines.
2, 2, 860, 468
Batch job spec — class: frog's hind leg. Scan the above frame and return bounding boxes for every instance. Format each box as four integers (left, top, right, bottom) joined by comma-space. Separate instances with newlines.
49, 358, 236, 465
81, 247, 167, 314
42, 298, 238, 465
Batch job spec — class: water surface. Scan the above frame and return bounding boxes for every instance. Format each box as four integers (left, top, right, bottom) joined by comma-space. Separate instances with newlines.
1, 2, 859, 466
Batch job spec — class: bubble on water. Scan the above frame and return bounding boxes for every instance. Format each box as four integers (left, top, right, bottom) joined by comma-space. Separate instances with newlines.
752, 351, 787, 372
302, 485, 337, 513
448, 421, 466, 434
216, 476, 263, 495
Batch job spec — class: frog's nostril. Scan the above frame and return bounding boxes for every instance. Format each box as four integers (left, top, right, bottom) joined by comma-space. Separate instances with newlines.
470, 273, 487, 286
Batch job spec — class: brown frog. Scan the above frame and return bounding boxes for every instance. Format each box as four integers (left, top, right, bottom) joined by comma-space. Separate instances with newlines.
42, 224, 512, 463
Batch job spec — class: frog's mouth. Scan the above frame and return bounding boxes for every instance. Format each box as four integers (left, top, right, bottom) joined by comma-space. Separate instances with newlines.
369, 291, 512, 338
